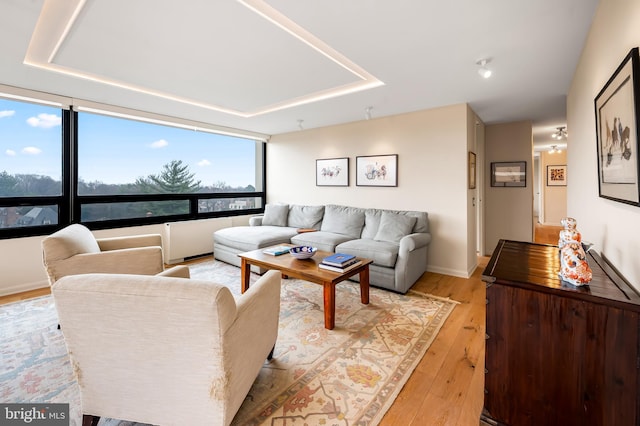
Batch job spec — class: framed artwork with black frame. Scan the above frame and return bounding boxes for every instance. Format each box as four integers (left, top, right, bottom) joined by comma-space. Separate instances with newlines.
356, 154, 398, 187
594, 47, 640, 206
316, 157, 349, 186
490, 161, 526, 187
547, 165, 567, 186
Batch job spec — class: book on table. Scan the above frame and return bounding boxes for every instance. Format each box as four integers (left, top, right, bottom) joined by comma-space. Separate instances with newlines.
262, 245, 291, 256
322, 253, 356, 267
318, 259, 362, 273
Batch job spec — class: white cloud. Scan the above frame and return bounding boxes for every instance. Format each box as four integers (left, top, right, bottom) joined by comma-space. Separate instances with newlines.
5, 149, 16, 156
0, 110, 15, 118
26, 113, 61, 129
22, 146, 42, 155
197, 159, 211, 167
149, 139, 169, 149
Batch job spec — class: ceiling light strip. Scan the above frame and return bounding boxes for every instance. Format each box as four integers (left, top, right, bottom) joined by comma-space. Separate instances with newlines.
47, 0, 86, 63
74, 100, 269, 141
0, 84, 71, 109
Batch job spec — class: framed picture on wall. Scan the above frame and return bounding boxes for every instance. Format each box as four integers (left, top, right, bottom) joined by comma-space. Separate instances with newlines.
547, 165, 567, 186
316, 157, 349, 186
490, 161, 526, 187
356, 154, 398, 186
594, 47, 640, 206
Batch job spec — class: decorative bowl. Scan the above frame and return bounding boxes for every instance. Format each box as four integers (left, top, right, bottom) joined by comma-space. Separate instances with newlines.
289, 245, 317, 259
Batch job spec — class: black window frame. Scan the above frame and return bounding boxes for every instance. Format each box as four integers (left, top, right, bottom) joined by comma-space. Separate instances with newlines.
0, 106, 267, 239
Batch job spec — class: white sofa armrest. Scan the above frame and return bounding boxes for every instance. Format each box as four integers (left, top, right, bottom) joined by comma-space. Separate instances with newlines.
399, 232, 432, 253
249, 215, 264, 226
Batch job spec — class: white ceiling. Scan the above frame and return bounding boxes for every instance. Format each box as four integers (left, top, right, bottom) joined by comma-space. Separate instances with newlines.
1, 0, 598, 150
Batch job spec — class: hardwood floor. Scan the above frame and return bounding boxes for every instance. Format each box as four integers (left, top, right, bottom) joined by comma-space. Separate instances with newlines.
1, 224, 562, 425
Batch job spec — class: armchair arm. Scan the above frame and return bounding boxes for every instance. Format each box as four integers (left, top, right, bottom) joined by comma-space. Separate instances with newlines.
223, 270, 281, 415
97, 234, 163, 251
46, 247, 164, 283
155, 265, 190, 278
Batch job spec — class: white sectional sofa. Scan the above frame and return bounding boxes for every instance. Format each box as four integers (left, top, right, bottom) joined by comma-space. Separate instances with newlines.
213, 204, 431, 293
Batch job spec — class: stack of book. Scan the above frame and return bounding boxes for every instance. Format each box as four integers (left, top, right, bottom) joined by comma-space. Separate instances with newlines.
262, 245, 291, 256
319, 253, 362, 272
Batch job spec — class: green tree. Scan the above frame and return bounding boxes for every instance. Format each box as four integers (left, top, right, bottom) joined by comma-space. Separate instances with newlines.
0, 171, 19, 196
136, 160, 201, 193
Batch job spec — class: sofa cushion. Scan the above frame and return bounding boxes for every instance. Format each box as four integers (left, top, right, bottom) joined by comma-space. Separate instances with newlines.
374, 211, 417, 243
288, 205, 324, 229
362, 209, 428, 239
336, 239, 399, 268
214, 226, 297, 252
291, 231, 353, 253
262, 204, 289, 227
320, 205, 365, 238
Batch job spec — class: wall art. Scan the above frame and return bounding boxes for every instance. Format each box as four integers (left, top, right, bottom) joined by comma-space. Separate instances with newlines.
594, 47, 640, 206
356, 154, 398, 187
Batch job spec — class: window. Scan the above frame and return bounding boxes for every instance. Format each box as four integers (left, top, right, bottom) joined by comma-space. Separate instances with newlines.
0, 97, 65, 232
76, 111, 264, 223
0, 90, 266, 238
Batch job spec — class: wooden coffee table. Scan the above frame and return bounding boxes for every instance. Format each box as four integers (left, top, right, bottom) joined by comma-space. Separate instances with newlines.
238, 244, 373, 330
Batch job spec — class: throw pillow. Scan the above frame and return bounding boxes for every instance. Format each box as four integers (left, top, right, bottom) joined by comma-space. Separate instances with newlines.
262, 204, 289, 227
374, 211, 417, 243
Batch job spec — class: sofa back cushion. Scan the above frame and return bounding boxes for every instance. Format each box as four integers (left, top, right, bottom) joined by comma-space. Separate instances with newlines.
362, 209, 429, 239
373, 211, 417, 243
320, 205, 365, 238
288, 205, 324, 229
262, 204, 289, 227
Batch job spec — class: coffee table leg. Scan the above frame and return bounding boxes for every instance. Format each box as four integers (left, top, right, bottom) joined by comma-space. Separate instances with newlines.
240, 258, 251, 294
359, 266, 370, 304
323, 282, 336, 330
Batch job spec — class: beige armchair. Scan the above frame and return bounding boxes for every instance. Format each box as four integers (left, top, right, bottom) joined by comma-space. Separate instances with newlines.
42, 223, 189, 285
52, 269, 282, 426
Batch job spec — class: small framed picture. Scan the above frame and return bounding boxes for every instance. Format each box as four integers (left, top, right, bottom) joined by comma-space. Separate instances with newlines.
490, 161, 526, 187
547, 165, 567, 186
356, 154, 398, 187
316, 157, 349, 186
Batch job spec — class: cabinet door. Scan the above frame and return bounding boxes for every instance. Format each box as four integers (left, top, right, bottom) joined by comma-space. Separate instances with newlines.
485, 283, 640, 425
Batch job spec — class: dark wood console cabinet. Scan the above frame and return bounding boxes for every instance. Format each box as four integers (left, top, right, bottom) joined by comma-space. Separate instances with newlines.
481, 240, 640, 426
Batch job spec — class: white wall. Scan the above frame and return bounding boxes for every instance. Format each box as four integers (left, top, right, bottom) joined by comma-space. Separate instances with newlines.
268, 104, 476, 277
567, 0, 640, 289
540, 150, 568, 224
484, 121, 534, 254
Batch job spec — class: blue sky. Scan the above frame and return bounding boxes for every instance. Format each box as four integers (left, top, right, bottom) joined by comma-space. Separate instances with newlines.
1, 99, 257, 188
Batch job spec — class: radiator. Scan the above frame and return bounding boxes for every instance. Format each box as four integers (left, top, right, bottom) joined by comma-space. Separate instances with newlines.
163, 218, 232, 264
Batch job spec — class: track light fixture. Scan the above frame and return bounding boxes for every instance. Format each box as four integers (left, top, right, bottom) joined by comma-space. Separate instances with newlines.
365, 106, 373, 120
552, 126, 567, 140
476, 58, 492, 78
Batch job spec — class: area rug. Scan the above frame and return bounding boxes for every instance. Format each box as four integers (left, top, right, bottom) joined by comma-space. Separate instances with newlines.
0, 260, 458, 426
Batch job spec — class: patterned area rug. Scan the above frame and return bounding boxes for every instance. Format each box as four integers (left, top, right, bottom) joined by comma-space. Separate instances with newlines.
0, 260, 457, 426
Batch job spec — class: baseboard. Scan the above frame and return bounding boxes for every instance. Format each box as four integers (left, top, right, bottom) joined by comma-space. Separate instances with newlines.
0, 280, 49, 297
426, 265, 470, 279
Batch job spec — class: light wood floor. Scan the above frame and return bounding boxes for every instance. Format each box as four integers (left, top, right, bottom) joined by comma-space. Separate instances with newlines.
1, 224, 561, 425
